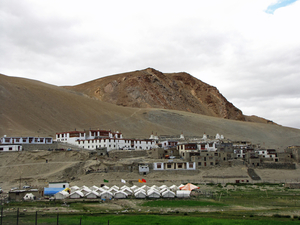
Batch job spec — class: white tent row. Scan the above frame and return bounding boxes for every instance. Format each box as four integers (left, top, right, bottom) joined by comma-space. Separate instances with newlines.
54, 184, 193, 200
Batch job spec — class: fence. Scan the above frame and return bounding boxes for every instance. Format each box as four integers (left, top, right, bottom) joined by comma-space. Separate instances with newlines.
0, 208, 109, 225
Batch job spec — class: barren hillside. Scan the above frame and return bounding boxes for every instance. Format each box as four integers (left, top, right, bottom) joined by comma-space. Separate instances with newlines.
0, 73, 300, 149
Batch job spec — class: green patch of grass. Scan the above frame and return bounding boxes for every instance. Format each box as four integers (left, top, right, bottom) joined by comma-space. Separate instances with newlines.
141, 199, 226, 207
6, 214, 299, 225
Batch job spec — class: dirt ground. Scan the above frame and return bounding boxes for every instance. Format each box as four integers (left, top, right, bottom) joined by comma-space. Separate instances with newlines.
0, 150, 299, 193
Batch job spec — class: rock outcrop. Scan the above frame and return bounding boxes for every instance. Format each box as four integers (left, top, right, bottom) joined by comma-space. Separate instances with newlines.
66, 68, 245, 121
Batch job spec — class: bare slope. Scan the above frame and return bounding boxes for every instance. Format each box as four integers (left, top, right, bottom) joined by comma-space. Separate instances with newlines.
64, 68, 246, 121
0, 73, 300, 149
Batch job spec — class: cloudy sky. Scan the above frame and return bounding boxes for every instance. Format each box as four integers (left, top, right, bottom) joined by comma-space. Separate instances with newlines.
1, 0, 300, 129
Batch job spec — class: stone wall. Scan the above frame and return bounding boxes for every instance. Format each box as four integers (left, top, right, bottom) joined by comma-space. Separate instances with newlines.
22, 143, 58, 151
108, 150, 148, 159
285, 183, 300, 189
260, 162, 296, 170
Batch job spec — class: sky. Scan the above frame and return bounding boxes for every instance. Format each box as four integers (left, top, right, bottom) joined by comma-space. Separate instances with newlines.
1, 0, 300, 129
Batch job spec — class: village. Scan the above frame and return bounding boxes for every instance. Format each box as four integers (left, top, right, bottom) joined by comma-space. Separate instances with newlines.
1, 128, 300, 202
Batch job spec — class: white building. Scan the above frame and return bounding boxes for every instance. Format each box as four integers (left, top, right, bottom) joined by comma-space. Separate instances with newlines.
48, 182, 69, 189
56, 129, 156, 151
1, 136, 53, 145
0, 145, 22, 152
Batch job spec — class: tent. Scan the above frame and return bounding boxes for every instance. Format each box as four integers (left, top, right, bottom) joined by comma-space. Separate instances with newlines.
135, 190, 146, 198
23, 193, 35, 200
100, 191, 114, 199
162, 190, 175, 198
179, 183, 199, 191
86, 191, 99, 199
147, 190, 160, 198
121, 187, 133, 196
115, 191, 128, 199
69, 190, 84, 199
176, 190, 191, 198
54, 190, 69, 200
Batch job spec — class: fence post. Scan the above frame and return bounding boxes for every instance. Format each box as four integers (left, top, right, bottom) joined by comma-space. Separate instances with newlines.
17, 208, 19, 225
0, 207, 3, 225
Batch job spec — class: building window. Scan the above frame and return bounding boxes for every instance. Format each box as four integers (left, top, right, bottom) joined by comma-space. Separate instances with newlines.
198, 162, 201, 166
210, 162, 213, 165
189, 163, 193, 168
178, 164, 182, 168
167, 164, 172, 168
157, 163, 162, 169
9, 147, 12, 150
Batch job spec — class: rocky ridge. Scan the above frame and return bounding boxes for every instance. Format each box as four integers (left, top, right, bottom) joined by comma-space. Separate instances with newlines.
65, 68, 245, 121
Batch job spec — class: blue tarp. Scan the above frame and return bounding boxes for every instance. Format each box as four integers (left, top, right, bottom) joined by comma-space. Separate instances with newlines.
44, 188, 65, 196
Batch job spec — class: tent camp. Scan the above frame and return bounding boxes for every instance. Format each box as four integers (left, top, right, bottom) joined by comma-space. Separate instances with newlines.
161, 190, 175, 198
179, 183, 199, 191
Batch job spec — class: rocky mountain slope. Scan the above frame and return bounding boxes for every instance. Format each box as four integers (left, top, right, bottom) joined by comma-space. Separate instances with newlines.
64, 68, 246, 121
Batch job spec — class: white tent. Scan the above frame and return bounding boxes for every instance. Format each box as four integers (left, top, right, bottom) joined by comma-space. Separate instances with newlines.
86, 191, 99, 199
159, 185, 168, 190
120, 185, 129, 190
176, 190, 190, 198
108, 187, 119, 194
130, 185, 138, 191
160, 187, 169, 193
70, 186, 80, 192
147, 190, 160, 198
135, 190, 146, 198
111, 185, 120, 190
101, 185, 110, 190
54, 190, 69, 200
114, 191, 128, 199
169, 185, 178, 191
90, 185, 100, 191
23, 193, 35, 200
99, 191, 114, 199
162, 190, 175, 198
69, 190, 84, 199
96, 187, 106, 194
121, 187, 133, 196
80, 186, 92, 195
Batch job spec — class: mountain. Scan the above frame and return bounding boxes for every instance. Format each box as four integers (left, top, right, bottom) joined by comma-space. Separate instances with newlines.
1, 72, 299, 149
64, 68, 246, 121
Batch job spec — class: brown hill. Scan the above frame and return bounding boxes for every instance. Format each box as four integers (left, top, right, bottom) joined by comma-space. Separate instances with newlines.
64, 68, 246, 121
0, 73, 300, 149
